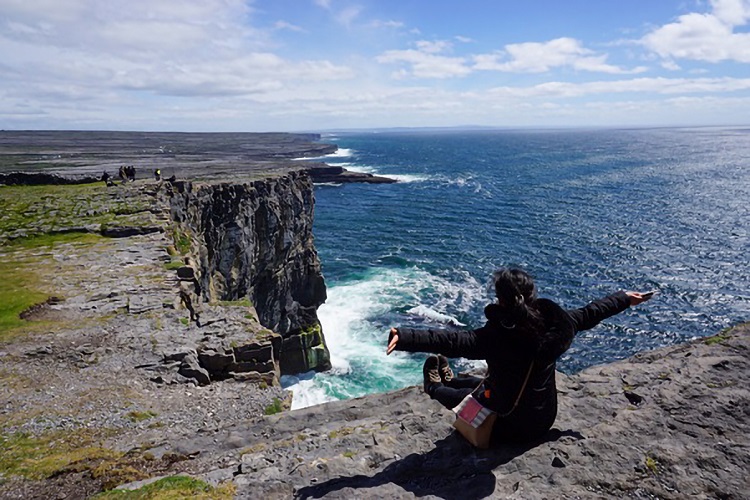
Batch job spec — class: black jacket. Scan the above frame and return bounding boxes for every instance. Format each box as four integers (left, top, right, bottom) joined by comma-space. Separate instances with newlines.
395, 291, 632, 443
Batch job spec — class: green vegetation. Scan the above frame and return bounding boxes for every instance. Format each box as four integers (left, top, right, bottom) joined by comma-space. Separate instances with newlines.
125, 410, 158, 423
704, 328, 732, 345
644, 456, 659, 474
302, 322, 322, 337
0, 183, 151, 239
328, 427, 356, 439
94, 475, 236, 499
0, 430, 120, 480
704, 333, 729, 345
0, 255, 48, 338
263, 398, 283, 416
0, 181, 157, 341
6, 231, 101, 250
179, 318, 189, 326
239, 442, 267, 455
170, 227, 192, 255
342, 451, 356, 459
91, 461, 149, 491
163, 259, 184, 271
217, 298, 253, 307
0, 233, 104, 341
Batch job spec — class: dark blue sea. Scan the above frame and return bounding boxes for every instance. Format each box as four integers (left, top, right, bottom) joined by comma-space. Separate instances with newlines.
282, 127, 750, 408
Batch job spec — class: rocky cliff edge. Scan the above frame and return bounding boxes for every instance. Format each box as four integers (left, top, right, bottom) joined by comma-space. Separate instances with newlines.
152, 323, 749, 499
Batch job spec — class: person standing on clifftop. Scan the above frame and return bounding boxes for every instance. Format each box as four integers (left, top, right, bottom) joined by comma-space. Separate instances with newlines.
386, 267, 654, 446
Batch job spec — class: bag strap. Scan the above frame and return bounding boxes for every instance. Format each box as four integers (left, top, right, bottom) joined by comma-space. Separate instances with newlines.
497, 360, 535, 417
472, 361, 535, 418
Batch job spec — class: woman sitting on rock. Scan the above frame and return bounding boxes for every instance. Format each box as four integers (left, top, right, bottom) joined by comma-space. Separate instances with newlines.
386, 267, 653, 445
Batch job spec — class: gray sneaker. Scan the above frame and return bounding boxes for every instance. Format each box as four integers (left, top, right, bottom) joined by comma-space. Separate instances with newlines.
423, 355, 441, 393
437, 354, 453, 383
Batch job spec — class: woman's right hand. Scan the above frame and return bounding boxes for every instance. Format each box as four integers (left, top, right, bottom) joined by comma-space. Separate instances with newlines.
386, 327, 399, 355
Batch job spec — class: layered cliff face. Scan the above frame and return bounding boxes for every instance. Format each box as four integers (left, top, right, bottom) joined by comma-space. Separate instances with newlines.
167, 172, 331, 375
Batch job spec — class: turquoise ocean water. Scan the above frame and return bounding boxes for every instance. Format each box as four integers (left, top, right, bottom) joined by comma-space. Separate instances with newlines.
282, 127, 750, 409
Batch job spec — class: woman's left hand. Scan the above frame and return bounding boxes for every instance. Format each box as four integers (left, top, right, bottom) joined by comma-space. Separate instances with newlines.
386, 328, 399, 355
626, 291, 654, 306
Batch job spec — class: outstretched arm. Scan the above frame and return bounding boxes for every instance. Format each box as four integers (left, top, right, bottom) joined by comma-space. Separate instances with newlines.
386, 325, 488, 359
566, 290, 653, 333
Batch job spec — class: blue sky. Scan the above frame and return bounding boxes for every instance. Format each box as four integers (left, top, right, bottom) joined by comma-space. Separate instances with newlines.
1, 0, 749, 131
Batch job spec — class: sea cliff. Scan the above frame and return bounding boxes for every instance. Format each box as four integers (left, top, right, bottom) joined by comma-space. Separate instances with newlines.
166, 174, 331, 375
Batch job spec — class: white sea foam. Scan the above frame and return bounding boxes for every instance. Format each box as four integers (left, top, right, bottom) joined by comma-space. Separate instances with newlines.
325, 148, 354, 158
406, 305, 465, 326
341, 164, 376, 174
383, 173, 432, 183
284, 266, 489, 409
291, 148, 354, 161
281, 373, 335, 409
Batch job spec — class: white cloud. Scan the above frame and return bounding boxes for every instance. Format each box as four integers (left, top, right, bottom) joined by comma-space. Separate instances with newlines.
335, 6, 363, 27
369, 19, 405, 29
377, 39, 472, 79
641, 0, 750, 62
0, 0, 354, 103
415, 40, 453, 54
473, 38, 646, 74
487, 77, 750, 99
377, 50, 471, 79
378, 37, 644, 79
661, 60, 682, 71
274, 20, 306, 33
711, 0, 750, 24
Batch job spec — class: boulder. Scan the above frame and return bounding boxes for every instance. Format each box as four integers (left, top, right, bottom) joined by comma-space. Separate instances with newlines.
197, 349, 235, 374
178, 353, 211, 385
234, 344, 273, 363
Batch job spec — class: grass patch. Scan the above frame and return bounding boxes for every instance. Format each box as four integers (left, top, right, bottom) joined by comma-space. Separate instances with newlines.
0, 233, 104, 342
239, 443, 267, 455
216, 298, 252, 308
704, 333, 731, 345
0, 430, 120, 480
0, 183, 151, 238
6, 231, 102, 250
170, 227, 192, 255
163, 260, 184, 271
125, 410, 158, 423
645, 456, 659, 474
0, 257, 48, 337
179, 318, 189, 326
93, 475, 236, 499
263, 398, 283, 416
0, 369, 33, 392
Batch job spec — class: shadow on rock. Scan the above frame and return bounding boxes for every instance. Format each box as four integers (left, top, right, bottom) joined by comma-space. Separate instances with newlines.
295, 428, 584, 500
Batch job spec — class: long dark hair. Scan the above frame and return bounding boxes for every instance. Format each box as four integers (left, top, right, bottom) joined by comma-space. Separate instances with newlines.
491, 268, 544, 342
